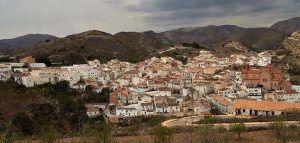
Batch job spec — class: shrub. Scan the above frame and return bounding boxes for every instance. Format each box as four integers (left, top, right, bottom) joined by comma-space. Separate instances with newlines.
11, 112, 33, 135
153, 125, 172, 143
229, 123, 246, 140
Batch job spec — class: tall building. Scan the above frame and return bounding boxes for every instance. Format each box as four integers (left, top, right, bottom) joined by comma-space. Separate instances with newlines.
241, 64, 291, 91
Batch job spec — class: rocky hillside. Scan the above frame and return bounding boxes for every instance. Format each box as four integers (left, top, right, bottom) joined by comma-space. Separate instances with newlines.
280, 31, 300, 67
282, 31, 300, 55
15, 30, 170, 64
214, 28, 286, 52
271, 17, 300, 35
214, 41, 256, 57
0, 34, 57, 50
160, 25, 245, 47
161, 25, 286, 52
275, 31, 300, 84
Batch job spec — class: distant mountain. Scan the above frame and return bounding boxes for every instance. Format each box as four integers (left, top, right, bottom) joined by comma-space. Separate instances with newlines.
7, 17, 300, 64
213, 28, 286, 52
160, 25, 246, 47
0, 34, 57, 50
271, 17, 300, 35
143, 30, 171, 45
15, 30, 170, 64
160, 25, 286, 52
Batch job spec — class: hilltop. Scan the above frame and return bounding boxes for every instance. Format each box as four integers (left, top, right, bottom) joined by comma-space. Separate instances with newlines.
161, 25, 245, 48
214, 28, 286, 52
3, 17, 300, 65
271, 17, 300, 35
13, 30, 170, 64
0, 34, 57, 51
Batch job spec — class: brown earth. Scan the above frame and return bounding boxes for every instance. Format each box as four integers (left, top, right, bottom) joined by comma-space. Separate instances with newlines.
0, 83, 46, 119
27, 130, 299, 143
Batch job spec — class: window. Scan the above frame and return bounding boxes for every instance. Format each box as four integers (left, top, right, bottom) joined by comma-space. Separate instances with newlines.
263, 78, 268, 82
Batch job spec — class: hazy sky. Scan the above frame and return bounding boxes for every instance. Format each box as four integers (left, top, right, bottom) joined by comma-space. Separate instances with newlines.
1, 0, 300, 39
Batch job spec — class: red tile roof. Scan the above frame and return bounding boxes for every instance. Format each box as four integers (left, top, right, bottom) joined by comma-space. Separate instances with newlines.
234, 99, 300, 111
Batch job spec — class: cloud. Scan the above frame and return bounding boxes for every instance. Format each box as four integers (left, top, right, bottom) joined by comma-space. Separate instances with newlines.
0, 0, 145, 39
0, 0, 300, 39
119, 0, 300, 29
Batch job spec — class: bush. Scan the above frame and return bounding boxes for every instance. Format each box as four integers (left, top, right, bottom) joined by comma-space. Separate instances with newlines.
269, 121, 290, 143
26, 103, 58, 131
145, 116, 167, 127
182, 42, 205, 49
39, 125, 60, 143
229, 123, 246, 140
153, 125, 172, 143
93, 122, 112, 143
35, 54, 51, 67
11, 112, 33, 135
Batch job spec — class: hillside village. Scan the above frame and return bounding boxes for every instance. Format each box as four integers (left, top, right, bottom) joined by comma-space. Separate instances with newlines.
1, 47, 300, 120
3, 1, 300, 142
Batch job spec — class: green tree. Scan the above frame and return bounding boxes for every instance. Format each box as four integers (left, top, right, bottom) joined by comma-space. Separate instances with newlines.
35, 54, 52, 67
230, 123, 246, 140
85, 85, 93, 94
153, 125, 172, 143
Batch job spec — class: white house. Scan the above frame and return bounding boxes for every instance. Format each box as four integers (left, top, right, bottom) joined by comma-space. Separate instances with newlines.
292, 85, 300, 93
85, 103, 106, 112
72, 82, 87, 90
192, 99, 211, 114
257, 52, 272, 66
274, 91, 300, 102
141, 103, 155, 116
0, 72, 11, 81
154, 96, 180, 114
217, 88, 234, 97
116, 107, 138, 117
88, 59, 101, 67
207, 95, 234, 114
29, 63, 46, 68
157, 87, 172, 96
139, 93, 153, 103
13, 68, 29, 73
234, 99, 300, 116
0, 64, 11, 72
192, 82, 214, 97
133, 83, 149, 93
21, 75, 34, 87
246, 87, 263, 99
86, 106, 101, 118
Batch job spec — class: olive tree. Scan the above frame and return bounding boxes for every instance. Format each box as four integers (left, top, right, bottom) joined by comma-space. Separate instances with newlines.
229, 123, 246, 140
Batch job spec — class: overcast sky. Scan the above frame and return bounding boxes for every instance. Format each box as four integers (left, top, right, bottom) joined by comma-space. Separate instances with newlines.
0, 0, 300, 39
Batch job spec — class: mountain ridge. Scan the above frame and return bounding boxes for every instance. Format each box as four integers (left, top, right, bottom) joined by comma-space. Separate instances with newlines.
0, 34, 57, 50
13, 30, 170, 64
271, 17, 300, 35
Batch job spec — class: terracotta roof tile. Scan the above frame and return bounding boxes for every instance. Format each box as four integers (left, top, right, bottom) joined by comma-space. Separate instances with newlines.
234, 99, 300, 111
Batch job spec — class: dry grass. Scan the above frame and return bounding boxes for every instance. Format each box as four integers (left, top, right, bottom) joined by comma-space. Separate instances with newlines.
0, 85, 46, 119
31, 130, 297, 143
